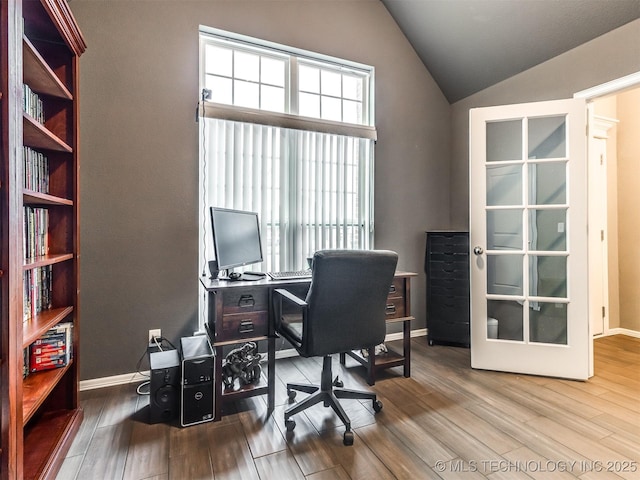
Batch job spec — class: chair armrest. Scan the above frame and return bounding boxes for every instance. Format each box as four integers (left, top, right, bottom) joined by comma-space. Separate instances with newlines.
274, 288, 307, 308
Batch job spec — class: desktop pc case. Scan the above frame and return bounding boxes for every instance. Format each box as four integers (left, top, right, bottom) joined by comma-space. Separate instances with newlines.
180, 335, 215, 426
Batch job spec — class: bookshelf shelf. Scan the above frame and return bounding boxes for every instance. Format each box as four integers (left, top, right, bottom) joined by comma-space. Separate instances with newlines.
24, 190, 74, 206
23, 36, 73, 101
22, 362, 73, 424
23, 307, 74, 348
1, 1, 86, 478
23, 114, 73, 153
23, 253, 74, 270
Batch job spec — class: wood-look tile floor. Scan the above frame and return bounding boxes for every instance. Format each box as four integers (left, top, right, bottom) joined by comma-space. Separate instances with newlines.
57, 335, 640, 479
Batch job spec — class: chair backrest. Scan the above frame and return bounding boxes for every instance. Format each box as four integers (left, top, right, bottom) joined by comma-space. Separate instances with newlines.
301, 249, 398, 357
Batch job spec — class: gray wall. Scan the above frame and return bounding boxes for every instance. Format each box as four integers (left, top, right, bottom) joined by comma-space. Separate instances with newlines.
450, 19, 640, 228
71, 0, 450, 380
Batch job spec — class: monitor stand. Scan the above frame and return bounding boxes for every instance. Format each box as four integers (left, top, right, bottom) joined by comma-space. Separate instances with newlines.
217, 270, 266, 282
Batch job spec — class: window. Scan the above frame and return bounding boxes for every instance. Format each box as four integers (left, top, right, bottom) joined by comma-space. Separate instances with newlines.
198, 27, 376, 286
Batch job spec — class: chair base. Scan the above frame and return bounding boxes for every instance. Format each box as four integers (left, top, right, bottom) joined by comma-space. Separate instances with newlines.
284, 355, 383, 445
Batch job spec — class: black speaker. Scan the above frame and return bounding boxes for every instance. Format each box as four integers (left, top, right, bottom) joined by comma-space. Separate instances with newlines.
208, 260, 219, 279
181, 335, 215, 426
149, 349, 180, 424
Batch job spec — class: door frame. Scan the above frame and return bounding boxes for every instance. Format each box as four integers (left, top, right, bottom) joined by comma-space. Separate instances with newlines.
575, 71, 640, 376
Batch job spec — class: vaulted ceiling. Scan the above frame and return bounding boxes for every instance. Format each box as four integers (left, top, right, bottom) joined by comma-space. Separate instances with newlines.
381, 0, 640, 103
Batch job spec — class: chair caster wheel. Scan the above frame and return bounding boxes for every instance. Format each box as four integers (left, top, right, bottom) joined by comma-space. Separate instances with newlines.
333, 376, 344, 388
285, 419, 296, 432
287, 390, 296, 402
343, 430, 354, 446
373, 399, 383, 412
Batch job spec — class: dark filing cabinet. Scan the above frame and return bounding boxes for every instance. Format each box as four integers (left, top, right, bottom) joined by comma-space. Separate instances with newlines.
425, 231, 470, 347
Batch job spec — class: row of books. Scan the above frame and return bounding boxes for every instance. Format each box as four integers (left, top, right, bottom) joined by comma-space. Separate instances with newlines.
24, 206, 49, 260
23, 84, 45, 124
23, 265, 52, 322
23, 146, 50, 194
23, 322, 73, 377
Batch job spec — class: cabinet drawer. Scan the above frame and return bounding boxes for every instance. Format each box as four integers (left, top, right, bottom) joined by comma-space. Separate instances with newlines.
428, 300, 469, 324
385, 296, 406, 319
430, 282, 469, 297
388, 278, 405, 299
427, 234, 468, 254
217, 311, 268, 342
429, 263, 469, 280
221, 288, 268, 314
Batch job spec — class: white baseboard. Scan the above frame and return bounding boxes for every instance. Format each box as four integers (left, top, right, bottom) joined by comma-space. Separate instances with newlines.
79, 329, 429, 391
605, 327, 640, 339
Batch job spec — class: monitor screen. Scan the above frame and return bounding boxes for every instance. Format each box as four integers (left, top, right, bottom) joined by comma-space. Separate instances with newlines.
210, 207, 263, 270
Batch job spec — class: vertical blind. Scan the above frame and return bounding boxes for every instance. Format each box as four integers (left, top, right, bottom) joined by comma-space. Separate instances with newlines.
201, 118, 375, 274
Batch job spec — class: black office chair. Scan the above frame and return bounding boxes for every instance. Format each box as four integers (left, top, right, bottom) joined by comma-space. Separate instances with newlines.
273, 249, 398, 445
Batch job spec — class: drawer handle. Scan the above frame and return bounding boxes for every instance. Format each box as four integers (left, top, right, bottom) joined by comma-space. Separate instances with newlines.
238, 320, 254, 333
388, 285, 396, 294
238, 294, 255, 308
385, 304, 396, 315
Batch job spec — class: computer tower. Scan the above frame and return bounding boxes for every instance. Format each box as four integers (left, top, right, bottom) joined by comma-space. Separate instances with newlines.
149, 349, 180, 424
180, 335, 215, 426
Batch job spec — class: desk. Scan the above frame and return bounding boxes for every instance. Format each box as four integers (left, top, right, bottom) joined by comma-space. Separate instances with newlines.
200, 271, 416, 421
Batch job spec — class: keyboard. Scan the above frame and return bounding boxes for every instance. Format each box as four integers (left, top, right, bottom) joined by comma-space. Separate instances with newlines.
267, 270, 312, 280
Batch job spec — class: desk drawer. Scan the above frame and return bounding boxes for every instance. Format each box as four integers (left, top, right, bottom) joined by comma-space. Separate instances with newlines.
388, 278, 405, 299
222, 288, 268, 315
217, 311, 268, 342
385, 296, 406, 320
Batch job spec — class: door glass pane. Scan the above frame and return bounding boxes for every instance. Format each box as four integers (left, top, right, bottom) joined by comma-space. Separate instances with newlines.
529, 255, 567, 298
528, 116, 566, 159
529, 162, 566, 205
529, 209, 567, 251
487, 299, 523, 341
487, 209, 522, 250
487, 254, 523, 295
487, 164, 522, 206
530, 302, 567, 344
487, 120, 522, 162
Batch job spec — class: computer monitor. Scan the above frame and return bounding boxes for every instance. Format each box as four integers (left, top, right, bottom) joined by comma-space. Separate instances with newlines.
210, 207, 263, 278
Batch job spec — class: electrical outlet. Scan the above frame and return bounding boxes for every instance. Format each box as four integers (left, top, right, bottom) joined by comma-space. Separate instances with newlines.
148, 329, 161, 345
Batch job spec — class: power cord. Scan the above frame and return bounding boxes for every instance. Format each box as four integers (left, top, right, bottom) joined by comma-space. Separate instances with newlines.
134, 336, 178, 395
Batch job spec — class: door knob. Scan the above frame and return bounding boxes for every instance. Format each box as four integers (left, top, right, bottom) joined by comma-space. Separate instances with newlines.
473, 246, 484, 255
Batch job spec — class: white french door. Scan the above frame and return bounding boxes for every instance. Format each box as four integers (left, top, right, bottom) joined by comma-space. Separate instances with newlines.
469, 98, 591, 380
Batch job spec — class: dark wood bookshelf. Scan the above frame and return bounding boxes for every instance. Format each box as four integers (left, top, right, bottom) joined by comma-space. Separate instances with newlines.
1, 1, 86, 478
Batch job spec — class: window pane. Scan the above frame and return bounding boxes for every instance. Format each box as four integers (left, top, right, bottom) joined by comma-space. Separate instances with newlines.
487, 254, 523, 296
343, 75, 362, 101
261, 57, 285, 87
299, 92, 320, 118
261, 85, 285, 113
486, 164, 522, 206
487, 299, 523, 341
529, 116, 566, 159
529, 255, 567, 298
321, 96, 341, 122
234, 80, 259, 108
529, 162, 566, 205
530, 302, 567, 344
529, 209, 566, 251
487, 120, 522, 162
487, 209, 522, 250
321, 70, 341, 96
206, 76, 232, 104
234, 51, 260, 82
299, 64, 320, 93
205, 45, 232, 76
343, 100, 361, 124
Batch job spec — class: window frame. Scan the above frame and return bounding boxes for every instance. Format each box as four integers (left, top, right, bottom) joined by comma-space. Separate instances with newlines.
199, 26, 375, 130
